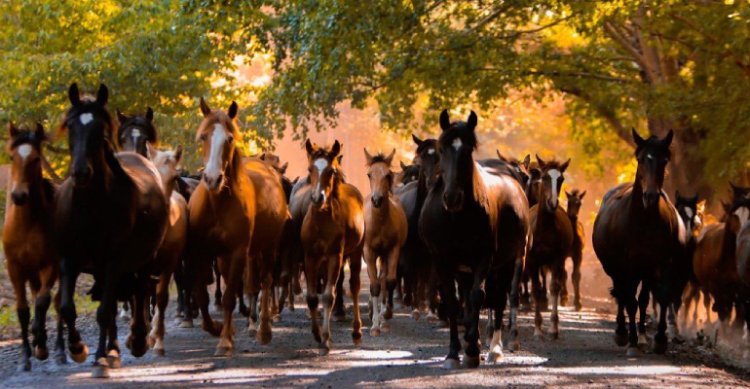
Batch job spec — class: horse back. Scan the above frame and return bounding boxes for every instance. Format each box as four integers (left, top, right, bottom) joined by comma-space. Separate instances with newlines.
693, 223, 738, 287
245, 159, 290, 253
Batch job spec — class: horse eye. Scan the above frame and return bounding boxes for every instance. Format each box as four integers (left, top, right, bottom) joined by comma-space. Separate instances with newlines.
199, 134, 207, 142
227, 136, 234, 143
367, 173, 372, 178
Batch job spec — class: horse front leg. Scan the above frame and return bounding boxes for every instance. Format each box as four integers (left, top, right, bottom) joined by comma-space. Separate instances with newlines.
304, 256, 323, 349
9, 268, 31, 371
32, 265, 56, 362
508, 250, 524, 351
333, 266, 346, 322
382, 247, 401, 331
653, 296, 669, 354
92, 265, 119, 378
213, 260, 223, 310
486, 278, 508, 364
572, 252, 583, 311
349, 250, 363, 344
215, 249, 245, 357
127, 275, 150, 359
364, 246, 382, 336
52, 291, 67, 364
59, 258, 87, 364
637, 282, 651, 346
319, 254, 343, 355
438, 266, 461, 369
257, 251, 274, 345
149, 271, 171, 356
530, 261, 544, 338
550, 263, 563, 340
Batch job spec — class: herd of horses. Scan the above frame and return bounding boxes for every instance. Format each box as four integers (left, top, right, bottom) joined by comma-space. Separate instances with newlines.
4, 83, 750, 378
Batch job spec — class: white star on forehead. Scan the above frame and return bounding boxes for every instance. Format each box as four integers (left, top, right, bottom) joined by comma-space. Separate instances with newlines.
427, 148, 436, 155
17, 144, 32, 160
314, 158, 328, 171
452, 138, 462, 150
80, 113, 93, 125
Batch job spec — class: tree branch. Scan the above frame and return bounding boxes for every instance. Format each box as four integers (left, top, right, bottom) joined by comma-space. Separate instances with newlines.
559, 86, 634, 148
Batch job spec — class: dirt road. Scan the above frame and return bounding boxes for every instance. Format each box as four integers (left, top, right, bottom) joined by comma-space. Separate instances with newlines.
0, 268, 748, 388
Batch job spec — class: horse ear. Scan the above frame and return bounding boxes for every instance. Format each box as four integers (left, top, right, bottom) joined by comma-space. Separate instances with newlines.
35, 122, 46, 142
385, 148, 396, 166
8, 121, 18, 139
68, 83, 81, 107
580, 190, 587, 199
337, 155, 343, 164
400, 161, 408, 170
662, 130, 674, 147
565, 190, 571, 198
228, 101, 239, 119
199, 97, 211, 117
280, 162, 288, 175
145, 107, 154, 122
96, 84, 108, 106
305, 139, 315, 156
439, 109, 450, 132
363, 148, 373, 165
116, 108, 129, 124
467, 110, 478, 129
330, 140, 341, 157
173, 145, 183, 163
496, 149, 507, 162
259, 152, 267, 160
535, 154, 546, 167
412, 134, 424, 146
560, 158, 571, 173
632, 128, 646, 148
522, 154, 531, 169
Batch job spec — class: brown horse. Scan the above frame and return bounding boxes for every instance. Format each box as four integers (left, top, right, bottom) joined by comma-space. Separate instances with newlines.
3, 123, 66, 371
55, 83, 168, 378
527, 156, 574, 339
593, 129, 685, 357
146, 146, 188, 356
363, 149, 408, 335
243, 156, 289, 343
563, 189, 586, 311
298, 140, 364, 355
183, 97, 254, 356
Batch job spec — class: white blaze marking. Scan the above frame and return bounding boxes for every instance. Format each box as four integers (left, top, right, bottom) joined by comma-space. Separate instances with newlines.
132, 129, 142, 145
314, 158, 328, 172
548, 169, 561, 203
17, 144, 32, 161
684, 207, 694, 219
204, 124, 228, 179
451, 138, 462, 151
428, 148, 436, 155
735, 207, 750, 226
79, 113, 93, 125
647, 154, 654, 160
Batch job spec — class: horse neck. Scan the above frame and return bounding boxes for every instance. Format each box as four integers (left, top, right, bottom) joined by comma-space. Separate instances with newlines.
629, 174, 651, 216
371, 194, 392, 220
219, 150, 247, 196
567, 208, 578, 223
416, 172, 429, 205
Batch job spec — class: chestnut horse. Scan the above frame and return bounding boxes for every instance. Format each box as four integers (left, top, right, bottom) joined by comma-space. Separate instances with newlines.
526, 156, 574, 339
420, 110, 529, 368
3, 123, 66, 370
298, 140, 364, 355
735, 194, 750, 351
563, 189, 586, 311
146, 146, 188, 355
183, 97, 254, 356
55, 83, 168, 378
593, 129, 685, 357
363, 149, 408, 335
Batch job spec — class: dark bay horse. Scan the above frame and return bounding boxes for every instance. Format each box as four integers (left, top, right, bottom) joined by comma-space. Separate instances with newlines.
395, 135, 440, 320
678, 193, 705, 326
183, 98, 255, 356
735, 195, 750, 352
526, 156, 574, 339
419, 110, 529, 368
3, 123, 66, 370
395, 161, 420, 188
564, 189, 586, 311
363, 149, 407, 335
146, 146, 189, 356
55, 83, 168, 377
593, 129, 685, 356
298, 140, 364, 355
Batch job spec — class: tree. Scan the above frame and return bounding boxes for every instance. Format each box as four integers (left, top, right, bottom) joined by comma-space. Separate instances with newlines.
202, 0, 750, 200
0, 0, 259, 172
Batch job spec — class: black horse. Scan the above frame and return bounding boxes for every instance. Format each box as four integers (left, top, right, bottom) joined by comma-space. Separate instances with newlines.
55, 83, 168, 378
593, 129, 685, 356
419, 110, 529, 368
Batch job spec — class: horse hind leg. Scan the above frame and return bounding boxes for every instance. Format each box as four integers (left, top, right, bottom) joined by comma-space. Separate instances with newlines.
213, 260, 223, 309
550, 265, 563, 340
572, 253, 582, 311
559, 265, 569, 307
349, 251, 363, 344
319, 255, 342, 355
149, 272, 171, 356
333, 266, 347, 322
257, 252, 275, 345
304, 257, 323, 347
58, 260, 88, 364
486, 285, 507, 364
31, 269, 54, 361
365, 247, 382, 336
637, 283, 650, 346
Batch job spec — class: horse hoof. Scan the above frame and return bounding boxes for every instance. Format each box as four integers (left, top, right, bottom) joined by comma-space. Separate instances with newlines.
147, 335, 156, 349
551, 331, 560, 340
614, 333, 628, 347
533, 329, 545, 340
383, 309, 393, 320
333, 314, 347, 323
214, 346, 233, 358
560, 296, 569, 306
92, 358, 110, 379
272, 314, 281, 323
380, 322, 391, 333
257, 330, 272, 345
653, 341, 668, 355
179, 319, 194, 329
437, 320, 449, 328
18, 359, 31, 372
70, 343, 89, 364
426, 312, 438, 323
509, 340, 521, 352
107, 356, 121, 369
638, 333, 649, 346
370, 327, 381, 337
154, 347, 165, 357
462, 355, 480, 369
574, 301, 582, 312
486, 350, 503, 364
318, 343, 331, 356
442, 358, 460, 370
411, 310, 421, 321
352, 332, 363, 345
35, 346, 49, 361
626, 346, 640, 357
204, 321, 223, 337
54, 350, 67, 365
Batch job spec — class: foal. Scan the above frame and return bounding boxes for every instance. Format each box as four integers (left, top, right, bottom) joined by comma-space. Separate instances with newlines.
526, 156, 574, 339
147, 146, 189, 355
563, 189, 586, 311
3, 123, 65, 370
300, 140, 364, 355
363, 149, 408, 335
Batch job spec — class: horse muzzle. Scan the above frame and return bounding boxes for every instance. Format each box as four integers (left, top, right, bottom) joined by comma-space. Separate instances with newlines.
642, 191, 660, 209
442, 190, 464, 212
311, 190, 326, 207
72, 165, 93, 187
10, 190, 28, 206
371, 194, 384, 208
546, 199, 558, 212
202, 172, 224, 191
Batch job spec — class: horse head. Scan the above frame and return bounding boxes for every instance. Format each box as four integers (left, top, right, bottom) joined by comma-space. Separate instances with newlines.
632, 128, 673, 209
117, 107, 156, 157
536, 155, 570, 213
7, 122, 46, 205
196, 97, 239, 192
364, 148, 396, 208
305, 139, 343, 209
